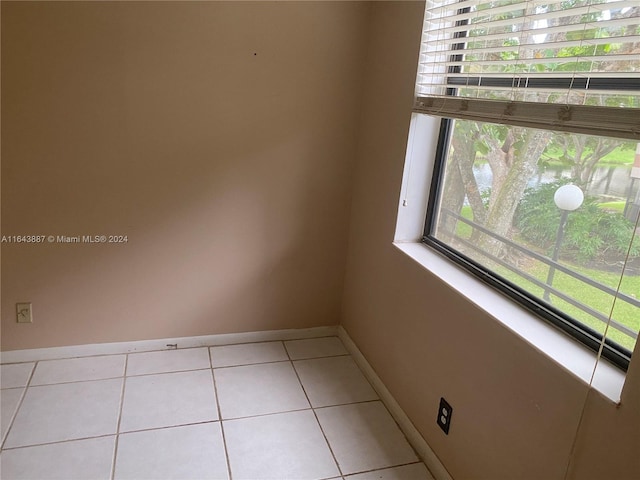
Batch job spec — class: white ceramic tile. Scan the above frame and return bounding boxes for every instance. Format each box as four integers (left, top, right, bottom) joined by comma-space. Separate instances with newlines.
120, 369, 217, 432
294, 356, 378, 407
316, 401, 418, 475
126, 347, 210, 376
1, 388, 24, 442
224, 409, 340, 480
114, 423, 228, 480
285, 337, 348, 360
1, 363, 34, 389
346, 463, 434, 480
4, 378, 122, 448
31, 355, 125, 385
210, 342, 288, 368
0, 436, 115, 480
214, 362, 309, 419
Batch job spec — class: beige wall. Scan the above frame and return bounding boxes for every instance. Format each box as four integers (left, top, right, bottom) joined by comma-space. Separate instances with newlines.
1, 1, 369, 350
3, 2, 638, 479
342, 2, 639, 479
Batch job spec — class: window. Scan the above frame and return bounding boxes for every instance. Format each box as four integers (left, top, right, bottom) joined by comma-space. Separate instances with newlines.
415, 0, 640, 370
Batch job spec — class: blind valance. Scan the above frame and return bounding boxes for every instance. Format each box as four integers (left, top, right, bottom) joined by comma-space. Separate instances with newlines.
415, 0, 640, 136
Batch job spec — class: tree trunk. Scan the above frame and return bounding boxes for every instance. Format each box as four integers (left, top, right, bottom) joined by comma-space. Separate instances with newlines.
480, 129, 553, 258
437, 124, 481, 241
438, 154, 466, 242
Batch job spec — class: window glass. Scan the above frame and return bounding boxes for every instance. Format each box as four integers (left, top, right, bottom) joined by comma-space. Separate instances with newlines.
427, 119, 639, 362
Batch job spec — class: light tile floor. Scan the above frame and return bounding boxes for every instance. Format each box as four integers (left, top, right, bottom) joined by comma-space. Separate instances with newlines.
0, 336, 434, 480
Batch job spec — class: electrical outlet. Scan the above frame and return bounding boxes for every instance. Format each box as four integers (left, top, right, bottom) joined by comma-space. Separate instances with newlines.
16, 303, 33, 323
437, 397, 453, 435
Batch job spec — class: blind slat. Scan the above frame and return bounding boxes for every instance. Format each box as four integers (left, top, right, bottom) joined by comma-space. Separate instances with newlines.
433, 0, 638, 23
419, 22, 636, 44
421, 35, 640, 56
416, 0, 640, 109
432, 15, 638, 37
416, 86, 639, 98
426, 0, 634, 15
442, 54, 639, 68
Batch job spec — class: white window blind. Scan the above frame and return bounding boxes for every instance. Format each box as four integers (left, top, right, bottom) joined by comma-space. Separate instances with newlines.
414, 0, 640, 139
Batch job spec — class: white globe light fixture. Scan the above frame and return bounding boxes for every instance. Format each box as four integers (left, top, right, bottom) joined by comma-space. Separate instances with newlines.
544, 184, 584, 302
554, 184, 584, 211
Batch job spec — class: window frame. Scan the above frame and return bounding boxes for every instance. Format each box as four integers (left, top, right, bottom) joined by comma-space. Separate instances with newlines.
422, 117, 634, 371
416, 0, 639, 373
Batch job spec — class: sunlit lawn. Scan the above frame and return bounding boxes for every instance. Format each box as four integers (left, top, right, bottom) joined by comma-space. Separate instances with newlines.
497, 262, 639, 352
542, 143, 635, 166
456, 206, 474, 237
452, 205, 638, 352
599, 201, 625, 213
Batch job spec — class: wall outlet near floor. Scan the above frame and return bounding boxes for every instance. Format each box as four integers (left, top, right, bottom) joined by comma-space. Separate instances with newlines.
16, 302, 33, 323
437, 397, 453, 435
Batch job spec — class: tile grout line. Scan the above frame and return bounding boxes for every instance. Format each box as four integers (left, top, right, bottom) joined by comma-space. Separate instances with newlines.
286, 344, 344, 479
110, 354, 128, 480
107, 420, 224, 438
1, 433, 119, 451
339, 328, 445, 479
2, 337, 430, 479
300, 339, 424, 477
313, 398, 382, 412
212, 358, 292, 371
209, 346, 233, 480
3, 358, 370, 447
341, 343, 428, 475
205, 397, 384, 424
342, 460, 428, 478
353, 374, 426, 467
0, 346, 206, 367
213, 406, 316, 422
6, 351, 313, 390
287, 353, 352, 362
0, 422, 228, 452
121, 366, 211, 380
26, 374, 131, 388
1, 362, 37, 450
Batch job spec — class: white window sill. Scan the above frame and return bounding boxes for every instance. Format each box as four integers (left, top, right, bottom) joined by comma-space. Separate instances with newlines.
393, 241, 626, 403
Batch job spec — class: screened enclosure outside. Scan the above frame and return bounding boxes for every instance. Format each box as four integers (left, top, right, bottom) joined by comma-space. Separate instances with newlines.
428, 119, 639, 361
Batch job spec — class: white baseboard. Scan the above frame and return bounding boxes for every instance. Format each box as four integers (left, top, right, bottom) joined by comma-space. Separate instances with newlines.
0, 325, 338, 364
338, 326, 453, 480
2, 324, 451, 480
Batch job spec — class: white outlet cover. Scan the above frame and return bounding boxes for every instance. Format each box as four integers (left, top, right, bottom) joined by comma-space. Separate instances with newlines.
16, 303, 33, 323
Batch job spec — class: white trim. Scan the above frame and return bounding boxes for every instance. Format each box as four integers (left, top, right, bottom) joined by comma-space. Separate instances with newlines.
395, 113, 441, 242
338, 326, 454, 480
413, 97, 640, 141
393, 242, 626, 403
0, 326, 338, 364
394, 110, 627, 403
2, 324, 451, 477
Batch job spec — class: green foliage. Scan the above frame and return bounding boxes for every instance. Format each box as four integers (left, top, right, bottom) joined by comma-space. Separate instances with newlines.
515, 180, 640, 262
599, 201, 625, 212
497, 262, 639, 351
516, 181, 563, 246
456, 206, 474, 239
480, 188, 491, 208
